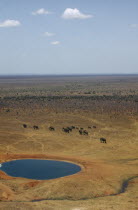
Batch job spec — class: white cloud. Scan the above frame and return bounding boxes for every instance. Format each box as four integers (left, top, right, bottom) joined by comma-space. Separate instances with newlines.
62, 8, 93, 20
129, 24, 138, 28
51, 41, 60, 45
0, 19, 21, 28
32, 8, 51, 15
44, 32, 55, 37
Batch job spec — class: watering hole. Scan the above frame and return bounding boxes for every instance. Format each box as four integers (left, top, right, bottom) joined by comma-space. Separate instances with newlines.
0, 159, 81, 180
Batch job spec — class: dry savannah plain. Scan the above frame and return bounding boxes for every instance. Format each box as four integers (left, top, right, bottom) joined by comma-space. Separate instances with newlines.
0, 75, 138, 210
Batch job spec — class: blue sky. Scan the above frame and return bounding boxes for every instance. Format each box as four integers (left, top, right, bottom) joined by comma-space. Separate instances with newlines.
0, 0, 138, 75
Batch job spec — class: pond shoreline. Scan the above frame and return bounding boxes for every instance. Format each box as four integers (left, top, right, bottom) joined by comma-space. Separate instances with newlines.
0, 153, 137, 202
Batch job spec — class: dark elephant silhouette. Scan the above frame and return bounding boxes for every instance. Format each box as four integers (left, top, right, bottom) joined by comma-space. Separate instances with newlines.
100, 138, 106, 143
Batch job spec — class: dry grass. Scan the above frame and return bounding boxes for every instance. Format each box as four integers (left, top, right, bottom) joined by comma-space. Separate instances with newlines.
0, 75, 138, 209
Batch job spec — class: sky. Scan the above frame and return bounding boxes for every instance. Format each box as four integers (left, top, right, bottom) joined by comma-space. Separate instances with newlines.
0, 0, 138, 75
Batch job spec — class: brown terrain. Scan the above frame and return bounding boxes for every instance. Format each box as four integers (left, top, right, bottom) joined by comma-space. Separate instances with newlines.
0, 75, 138, 210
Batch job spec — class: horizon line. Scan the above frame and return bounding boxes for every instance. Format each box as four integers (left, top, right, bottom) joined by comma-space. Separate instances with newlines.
0, 73, 138, 77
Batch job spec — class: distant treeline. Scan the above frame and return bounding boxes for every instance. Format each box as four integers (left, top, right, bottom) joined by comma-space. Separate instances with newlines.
1, 94, 138, 102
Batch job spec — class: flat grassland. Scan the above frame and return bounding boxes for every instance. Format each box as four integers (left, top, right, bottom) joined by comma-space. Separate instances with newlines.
0, 75, 138, 210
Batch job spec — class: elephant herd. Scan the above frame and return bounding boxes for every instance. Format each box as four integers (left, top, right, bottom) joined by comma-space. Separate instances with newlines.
22, 124, 107, 143
62, 126, 90, 136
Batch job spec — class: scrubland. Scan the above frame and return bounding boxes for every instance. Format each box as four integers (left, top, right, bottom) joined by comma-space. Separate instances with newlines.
0, 75, 138, 210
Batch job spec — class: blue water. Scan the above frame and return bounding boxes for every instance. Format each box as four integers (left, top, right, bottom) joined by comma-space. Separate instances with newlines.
0, 159, 81, 180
